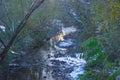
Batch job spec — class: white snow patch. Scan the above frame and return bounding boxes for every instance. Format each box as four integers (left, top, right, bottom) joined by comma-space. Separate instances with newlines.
9, 63, 19, 67
62, 26, 77, 35
0, 25, 5, 32
11, 51, 19, 55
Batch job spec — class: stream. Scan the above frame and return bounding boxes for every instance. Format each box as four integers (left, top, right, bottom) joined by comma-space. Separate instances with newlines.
6, 20, 86, 80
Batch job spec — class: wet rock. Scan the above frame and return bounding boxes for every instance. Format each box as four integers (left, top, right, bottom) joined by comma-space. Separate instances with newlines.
49, 57, 86, 80
52, 68, 71, 80
64, 68, 73, 73
54, 53, 66, 58
116, 75, 120, 80
9, 64, 20, 69
54, 45, 67, 51
20, 61, 31, 67
57, 39, 75, 48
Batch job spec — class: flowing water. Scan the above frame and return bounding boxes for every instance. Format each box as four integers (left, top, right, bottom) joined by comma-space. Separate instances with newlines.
6, 20, 86, 80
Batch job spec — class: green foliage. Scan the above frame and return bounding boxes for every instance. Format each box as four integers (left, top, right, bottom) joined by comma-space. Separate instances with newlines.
79, 70, 109, 80
79, 37, 120, 80
91, 0, 120, 32
79, 70, 97, 80
109, 0, 120, 20
79, 37, 113, 80
81, 38, 103, 61
82, 38, 101, 48
78, 0, 120, 79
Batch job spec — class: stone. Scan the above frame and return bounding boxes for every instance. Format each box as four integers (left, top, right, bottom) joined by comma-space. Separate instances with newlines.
57, 39, 75, 48
116, 75, 120, 80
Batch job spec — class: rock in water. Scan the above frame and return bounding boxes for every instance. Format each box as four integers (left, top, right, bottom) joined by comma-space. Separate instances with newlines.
57, 39, 75, 48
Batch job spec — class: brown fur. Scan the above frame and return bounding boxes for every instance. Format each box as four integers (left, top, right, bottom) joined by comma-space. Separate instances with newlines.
50, 32, 65, 47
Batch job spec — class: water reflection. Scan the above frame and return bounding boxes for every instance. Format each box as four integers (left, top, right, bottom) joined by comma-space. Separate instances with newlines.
7, 66, 42, 80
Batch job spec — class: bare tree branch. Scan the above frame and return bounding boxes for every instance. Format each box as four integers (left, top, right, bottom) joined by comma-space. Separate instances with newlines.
0, 37, 6, 48
0, 0, 45, 61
